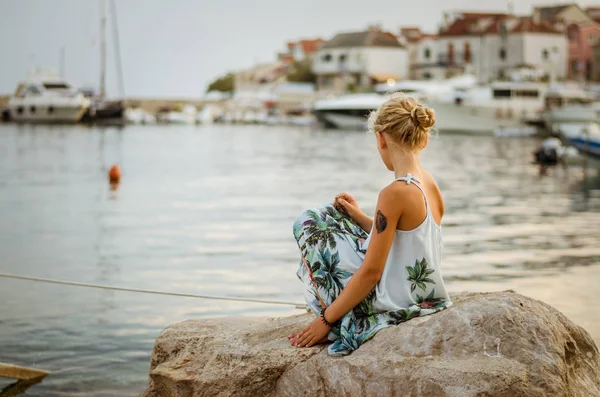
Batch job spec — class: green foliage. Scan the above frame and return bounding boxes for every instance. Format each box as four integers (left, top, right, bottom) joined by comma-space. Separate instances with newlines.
286, 60, 316, 84
206, 73, 234, 93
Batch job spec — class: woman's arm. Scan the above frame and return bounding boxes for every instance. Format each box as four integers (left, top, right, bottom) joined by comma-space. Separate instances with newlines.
324, 186, 401, 323
292, 185, 403, 347
353, 211, 373, 233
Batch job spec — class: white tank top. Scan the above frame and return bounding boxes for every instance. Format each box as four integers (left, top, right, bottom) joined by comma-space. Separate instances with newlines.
362, 173, 451, 312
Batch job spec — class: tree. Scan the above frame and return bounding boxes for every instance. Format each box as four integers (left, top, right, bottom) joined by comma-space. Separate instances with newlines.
286, 60, 316, 84
206, 73, 234, 93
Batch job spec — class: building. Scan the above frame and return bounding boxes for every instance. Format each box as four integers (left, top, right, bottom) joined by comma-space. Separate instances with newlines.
278, 39, 324, 64
535, 4, 600, 80
288, 39, 324, 61
437, 13, 567, 83
312, 28, 408, 93
591, 43, 600, 81
563, 21, 600, 80
533, 4, 591, 24
398, 27, 443, 79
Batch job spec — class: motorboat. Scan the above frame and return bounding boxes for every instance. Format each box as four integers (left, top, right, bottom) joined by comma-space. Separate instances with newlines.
543, 85, 599, 126
157, 104, 198, 124
125, 107, 156, 124
6, 77, 91, 123
313, 93, 385, 129
555, 122, 600, 162
313, 76, 537, 134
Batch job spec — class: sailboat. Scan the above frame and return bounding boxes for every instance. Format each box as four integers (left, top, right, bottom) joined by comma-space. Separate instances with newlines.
81, 0, 126, 125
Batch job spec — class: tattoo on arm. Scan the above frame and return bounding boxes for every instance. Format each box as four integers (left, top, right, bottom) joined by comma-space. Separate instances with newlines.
375, 210, 387, 234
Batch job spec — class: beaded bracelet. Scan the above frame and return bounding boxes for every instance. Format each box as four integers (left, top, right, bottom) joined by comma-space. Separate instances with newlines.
320, 307, 336, 327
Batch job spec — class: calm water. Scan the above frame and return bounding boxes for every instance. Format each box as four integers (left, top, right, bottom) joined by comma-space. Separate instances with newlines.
0, 123, 599, 396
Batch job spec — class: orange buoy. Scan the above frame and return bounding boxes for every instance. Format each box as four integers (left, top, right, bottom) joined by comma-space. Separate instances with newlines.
108, 165, 121, 184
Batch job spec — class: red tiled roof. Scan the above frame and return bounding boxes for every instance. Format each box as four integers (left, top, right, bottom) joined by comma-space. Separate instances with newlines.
510, 17, 562, 33
400, 26, 436, 42
440, 13, 561, 36
439, 13, 509, 36
298, 39, 325, 54
586, 7, 600, 23
401, 27, 422, 35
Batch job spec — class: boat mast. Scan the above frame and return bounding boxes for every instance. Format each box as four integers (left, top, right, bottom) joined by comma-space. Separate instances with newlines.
59, 46, 65, 79
109, 0, 125, 98
99, 0, 107, 98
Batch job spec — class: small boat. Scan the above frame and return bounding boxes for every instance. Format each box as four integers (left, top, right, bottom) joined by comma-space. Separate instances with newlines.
6, 77, 91, 123
196, 104, 223, 125
556, 122, 600, 162
157, 104, 198, 125
125, 107, 156, 124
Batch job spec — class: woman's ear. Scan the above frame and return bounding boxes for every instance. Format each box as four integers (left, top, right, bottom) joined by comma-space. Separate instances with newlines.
376, 131, 387, 150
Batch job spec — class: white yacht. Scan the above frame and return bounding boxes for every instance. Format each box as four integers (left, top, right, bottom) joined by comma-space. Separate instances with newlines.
314, 77, 543, 134
7, 78, 91, 123
313, 77, 466, 131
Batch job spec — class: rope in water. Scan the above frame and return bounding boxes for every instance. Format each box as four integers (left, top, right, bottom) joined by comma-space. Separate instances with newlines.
0, 273, 307, 310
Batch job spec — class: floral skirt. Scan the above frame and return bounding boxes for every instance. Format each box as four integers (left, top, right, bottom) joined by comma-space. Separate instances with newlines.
293, 204, 450, 356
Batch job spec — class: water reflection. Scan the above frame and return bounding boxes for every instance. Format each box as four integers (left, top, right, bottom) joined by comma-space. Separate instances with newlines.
0, 124, 598, 396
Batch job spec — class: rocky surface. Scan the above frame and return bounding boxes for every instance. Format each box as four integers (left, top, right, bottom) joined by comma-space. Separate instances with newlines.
141, 291, 600, 397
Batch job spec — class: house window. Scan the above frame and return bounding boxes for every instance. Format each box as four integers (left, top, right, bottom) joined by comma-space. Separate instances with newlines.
542, 49, 549, 60
423, 72, 432, 79
568, 27, 578, 42
499, 48, 506, 60
448, 43, 454, 64
589, 35, 598, 45
464, 42, 471, 63
322, 53, 332, 62
424, 47, 431, 60
339, 54, 347, 63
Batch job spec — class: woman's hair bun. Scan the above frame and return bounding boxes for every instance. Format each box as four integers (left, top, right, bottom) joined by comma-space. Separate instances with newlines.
410, 106, 435, 129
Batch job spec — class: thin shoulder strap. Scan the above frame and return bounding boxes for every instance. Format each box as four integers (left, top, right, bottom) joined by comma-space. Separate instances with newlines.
395, 173, 429, 211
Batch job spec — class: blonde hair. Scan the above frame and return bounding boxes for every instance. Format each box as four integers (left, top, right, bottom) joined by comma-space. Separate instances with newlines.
367, 93, 435, 150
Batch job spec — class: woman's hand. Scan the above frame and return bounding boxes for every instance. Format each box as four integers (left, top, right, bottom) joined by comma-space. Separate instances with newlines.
288, 316, 331, 348
334, 192, 361, 219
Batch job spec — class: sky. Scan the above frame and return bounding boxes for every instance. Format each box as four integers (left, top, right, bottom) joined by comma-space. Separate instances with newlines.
1, 0, 598, 98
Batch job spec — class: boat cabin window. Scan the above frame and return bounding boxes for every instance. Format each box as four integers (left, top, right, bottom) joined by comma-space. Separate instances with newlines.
43, 82, 70, 90
20, 85, 42, 97
492, 89, 512, 98
492, 89, 539, 99
514, 90, 539, 98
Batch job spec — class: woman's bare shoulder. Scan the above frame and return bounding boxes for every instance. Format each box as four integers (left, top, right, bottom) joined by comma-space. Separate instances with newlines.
422, 170, 445, 214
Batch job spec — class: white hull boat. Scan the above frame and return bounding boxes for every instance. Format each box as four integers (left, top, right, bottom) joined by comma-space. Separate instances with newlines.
7, 79, 90, 123
313, 94, 522, 134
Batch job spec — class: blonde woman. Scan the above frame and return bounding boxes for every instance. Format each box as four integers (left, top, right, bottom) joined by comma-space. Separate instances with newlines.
289, 94, 452, 355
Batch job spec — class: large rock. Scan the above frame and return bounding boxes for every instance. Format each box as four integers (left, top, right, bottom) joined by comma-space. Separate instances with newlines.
141, 291, 600, 397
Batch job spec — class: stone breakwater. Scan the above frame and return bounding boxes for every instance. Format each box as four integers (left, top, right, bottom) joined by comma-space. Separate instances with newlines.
141, 291, 600, 397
